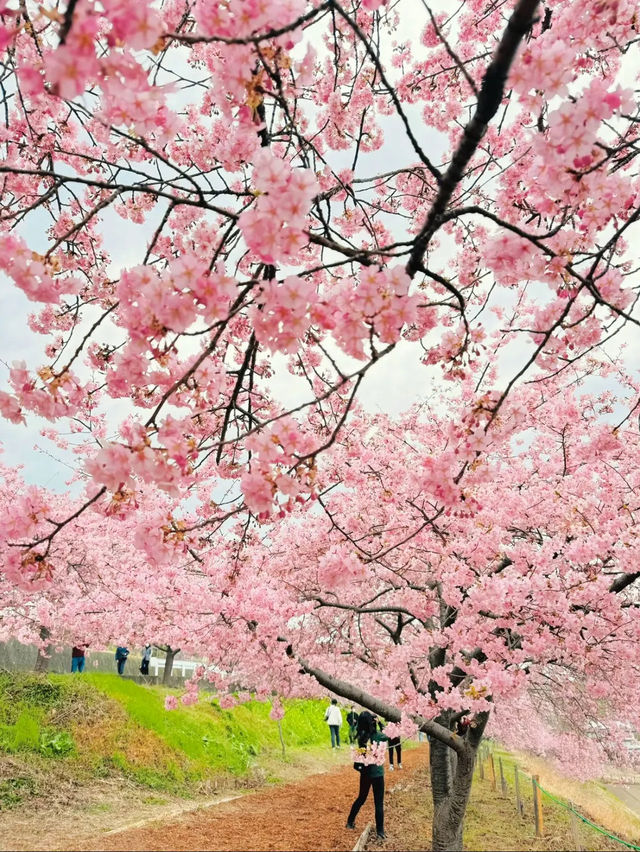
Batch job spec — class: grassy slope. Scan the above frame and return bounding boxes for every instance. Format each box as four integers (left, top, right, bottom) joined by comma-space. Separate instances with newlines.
0, 671, 334, 806
466, 745, 640, 851
384, 757, 638, 851
491, 744, 640, 847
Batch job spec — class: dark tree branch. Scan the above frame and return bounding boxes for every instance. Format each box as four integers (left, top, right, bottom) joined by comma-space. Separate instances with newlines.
407, 0, 541, 277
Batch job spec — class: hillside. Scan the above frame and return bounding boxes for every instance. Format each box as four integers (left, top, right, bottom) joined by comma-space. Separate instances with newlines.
0, 671, 331, 810
2, 672, 639, 851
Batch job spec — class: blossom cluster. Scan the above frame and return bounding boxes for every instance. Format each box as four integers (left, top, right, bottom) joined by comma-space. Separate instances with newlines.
351, 739, 388, 766
329, 266, 421, 359
238, 150, 318, 265
0, 235, 81, 304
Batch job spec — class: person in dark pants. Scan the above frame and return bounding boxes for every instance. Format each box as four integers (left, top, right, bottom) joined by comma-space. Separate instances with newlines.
115, 646, 129, 675
324, 698, 343, 748
346, 706, 359, 744
140, 644, 152, 675
388, 736, 402, 770
346, 711, 389, 841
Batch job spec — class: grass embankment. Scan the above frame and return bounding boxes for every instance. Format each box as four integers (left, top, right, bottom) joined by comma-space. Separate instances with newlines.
493, 744, 640, 849
381, 749, 639, 851
0, 671, 332, 809
465, 746, 638, 852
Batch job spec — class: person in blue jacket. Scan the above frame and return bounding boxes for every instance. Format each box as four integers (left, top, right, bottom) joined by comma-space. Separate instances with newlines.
346, 711, 389, 840
115, 646, 129, 675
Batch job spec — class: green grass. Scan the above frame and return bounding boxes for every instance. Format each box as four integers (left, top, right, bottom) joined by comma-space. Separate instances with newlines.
385, 751, 634, 851
80, 673, 330, 776
467, 744, 637, 851
0, 673, 80, 758
0, 671, 336, 804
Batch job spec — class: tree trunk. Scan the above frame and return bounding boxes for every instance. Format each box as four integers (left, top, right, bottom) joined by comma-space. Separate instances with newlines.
162, 646, 179, 684
430, 735, 454, 805
277, 719, 286, 759
430, 713, 489, 851
431, 744, 475, 851
34, 626, 53, 673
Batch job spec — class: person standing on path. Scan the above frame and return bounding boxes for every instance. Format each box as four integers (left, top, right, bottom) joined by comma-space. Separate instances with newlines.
71, 644, 87, 673
140, 644, 152, 675
324, 698, 343, 749
346, 710, 389, 841
115, 645, 129, 675
346, 706, 359, 744
388, 735, 402, 770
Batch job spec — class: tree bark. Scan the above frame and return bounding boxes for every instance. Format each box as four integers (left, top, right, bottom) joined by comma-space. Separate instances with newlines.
431, 732, 454, 805
431, 713, 489, 851
34, 626, 53, 673
432, 745, 475, 851
162, 646, 180, 684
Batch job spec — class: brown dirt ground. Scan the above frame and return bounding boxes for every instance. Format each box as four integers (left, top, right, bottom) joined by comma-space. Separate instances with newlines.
0, 748, 339, 852
60, 746, 429, 852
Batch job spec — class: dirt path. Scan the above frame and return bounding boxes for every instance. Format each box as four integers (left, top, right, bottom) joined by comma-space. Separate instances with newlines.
63, 746, 429, 852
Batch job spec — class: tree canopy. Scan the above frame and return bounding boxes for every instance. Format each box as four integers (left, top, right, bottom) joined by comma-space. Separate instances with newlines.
0, 0, 639, 847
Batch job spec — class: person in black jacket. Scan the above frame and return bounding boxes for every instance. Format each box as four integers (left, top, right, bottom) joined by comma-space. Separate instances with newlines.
346, 706, 359, 744
346, 711, 389, 840
115, 646, 129, 675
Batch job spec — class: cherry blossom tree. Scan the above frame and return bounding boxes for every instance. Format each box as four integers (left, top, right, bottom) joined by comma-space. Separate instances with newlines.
0, 465, 214, 659
169, 378, 640, 849
0, 0, 639, 848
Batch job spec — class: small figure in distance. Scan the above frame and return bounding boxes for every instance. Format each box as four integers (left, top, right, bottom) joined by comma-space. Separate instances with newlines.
388, 727, 402, 771
71, 643, 88, 673
140, 643, 152, 676
115, 645, 129, 676
346, 705, 359, 745
324, 697, 343, 749
346, 710, 389, 841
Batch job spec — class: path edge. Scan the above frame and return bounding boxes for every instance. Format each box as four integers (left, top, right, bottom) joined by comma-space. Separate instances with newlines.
353, 821, 372, 851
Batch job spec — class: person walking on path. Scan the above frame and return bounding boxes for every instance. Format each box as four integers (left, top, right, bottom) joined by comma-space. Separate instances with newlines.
346, 706, 359, 744
388, 735, 402, 770
324, 698, 343, 749
140, 644, 152, 675
346, 710, 389, 840
115, 645, 129, 675
71, 644, 87, 673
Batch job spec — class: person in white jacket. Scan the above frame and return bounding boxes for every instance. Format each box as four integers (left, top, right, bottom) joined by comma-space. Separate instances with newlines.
324, 698, 343, 748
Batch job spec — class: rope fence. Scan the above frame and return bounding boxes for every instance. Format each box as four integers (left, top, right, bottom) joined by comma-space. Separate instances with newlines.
476, 743, 640, 851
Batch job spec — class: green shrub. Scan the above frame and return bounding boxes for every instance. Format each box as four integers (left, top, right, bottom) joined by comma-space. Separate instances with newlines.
39, 730, 74, 757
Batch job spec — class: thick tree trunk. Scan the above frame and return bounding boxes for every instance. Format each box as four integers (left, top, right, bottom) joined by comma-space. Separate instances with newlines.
430, 735, 454, 806
34, 626, 53, 673
431, 744, 475, 851
430, 712, 489, 851
162, 646, 179, 684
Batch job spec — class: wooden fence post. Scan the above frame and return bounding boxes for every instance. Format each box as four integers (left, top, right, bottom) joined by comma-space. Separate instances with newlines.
569, 801, 582, 851
514, 765, 523, 817
489, 753, 497, 791
499, 757, 507, 796
532, 775, 543, 837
